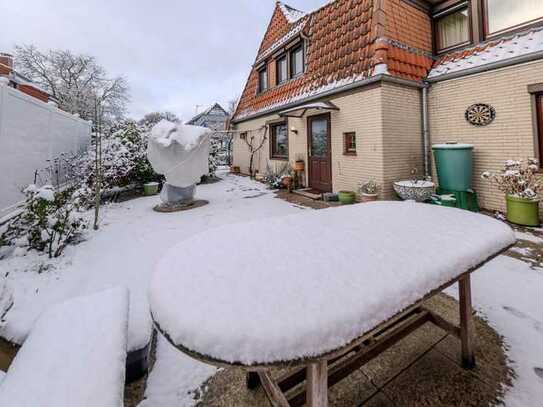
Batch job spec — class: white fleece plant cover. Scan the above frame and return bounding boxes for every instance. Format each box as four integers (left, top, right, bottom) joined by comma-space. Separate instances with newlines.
0, 287, 129, 407
150, 202, 516, 365
147, 120, 211, 188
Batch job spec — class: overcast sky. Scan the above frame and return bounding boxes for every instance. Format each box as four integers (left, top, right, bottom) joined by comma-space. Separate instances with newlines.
0, 0, 326, 121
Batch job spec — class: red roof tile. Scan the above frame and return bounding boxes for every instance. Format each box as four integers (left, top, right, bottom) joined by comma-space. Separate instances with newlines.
234, 0, 433, 122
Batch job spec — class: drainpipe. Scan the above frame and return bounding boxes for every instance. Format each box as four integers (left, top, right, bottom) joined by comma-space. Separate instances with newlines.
422, 82, 431, 178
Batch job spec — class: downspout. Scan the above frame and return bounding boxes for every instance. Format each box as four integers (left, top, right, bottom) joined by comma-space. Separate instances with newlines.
422, 82, 431, 178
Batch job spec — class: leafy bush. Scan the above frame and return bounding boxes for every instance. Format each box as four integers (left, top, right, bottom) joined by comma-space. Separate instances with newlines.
1, 185, 87, 258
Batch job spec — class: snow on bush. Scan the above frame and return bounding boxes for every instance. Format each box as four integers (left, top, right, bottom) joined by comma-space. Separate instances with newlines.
78, 120, 163, 193
482, 159, 541, 200
0, 185, 87, 258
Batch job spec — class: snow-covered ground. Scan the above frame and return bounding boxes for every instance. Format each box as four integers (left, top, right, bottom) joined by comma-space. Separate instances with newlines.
0, 170, 303, 352
0, 171, 542, 406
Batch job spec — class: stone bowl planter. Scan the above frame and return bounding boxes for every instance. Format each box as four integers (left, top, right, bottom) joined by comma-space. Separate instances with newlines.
338, 191, 357, 205
393, 180, 435, 202
143, 182, 160, 196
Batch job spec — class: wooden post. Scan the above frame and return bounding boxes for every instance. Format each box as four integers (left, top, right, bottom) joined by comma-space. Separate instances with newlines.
307, 361, 328, 407
258, 371, 291, 407
246, 371, 261, 390
459, 274, 476, 368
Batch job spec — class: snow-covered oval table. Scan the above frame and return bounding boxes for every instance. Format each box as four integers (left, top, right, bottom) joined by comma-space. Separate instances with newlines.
150, 202, 515, 407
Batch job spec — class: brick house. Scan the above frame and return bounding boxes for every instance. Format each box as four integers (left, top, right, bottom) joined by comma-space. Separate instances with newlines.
0, 53, 52, 104
231, 0, 543, 215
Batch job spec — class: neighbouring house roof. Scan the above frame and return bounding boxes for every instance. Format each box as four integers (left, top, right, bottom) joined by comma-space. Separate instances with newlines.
429, 26, 543, 80
233, 0, 434, 123
186, 103, 228, 125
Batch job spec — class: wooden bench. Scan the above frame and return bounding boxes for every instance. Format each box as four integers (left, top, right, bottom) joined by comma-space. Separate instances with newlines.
0, 287, 129, 407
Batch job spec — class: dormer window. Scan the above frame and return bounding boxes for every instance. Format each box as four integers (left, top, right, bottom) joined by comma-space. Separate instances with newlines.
258, 67, 268, 93
484, 0, 543, 36
435, 4, 471, 53
277, 55, 287, 84
290, 45, 304, 77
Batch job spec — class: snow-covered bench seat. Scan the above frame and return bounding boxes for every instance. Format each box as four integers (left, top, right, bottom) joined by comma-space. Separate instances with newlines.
150, 202, 516, 407
0, 287, 129, 407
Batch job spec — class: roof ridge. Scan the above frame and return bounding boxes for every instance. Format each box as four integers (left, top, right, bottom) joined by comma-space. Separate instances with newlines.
277, 1, 306, 24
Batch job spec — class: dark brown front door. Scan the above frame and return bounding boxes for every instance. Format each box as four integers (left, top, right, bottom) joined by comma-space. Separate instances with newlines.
308, 113, 332, 192
537, 94, 543, 163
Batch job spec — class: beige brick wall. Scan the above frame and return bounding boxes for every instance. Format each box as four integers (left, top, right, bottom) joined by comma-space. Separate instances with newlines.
381, 83, 424, 199
233, 85, 385, 194
428, 60, 543, 214
233, 82, 425, 199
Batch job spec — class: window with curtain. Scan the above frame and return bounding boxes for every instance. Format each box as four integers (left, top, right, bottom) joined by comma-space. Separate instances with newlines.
270, 122, 288, 159
435, 7, 470, 52
277, 56, 287, 84
486, 0, 543, 35
258, 67, 267, 93
290, 46, 304, 77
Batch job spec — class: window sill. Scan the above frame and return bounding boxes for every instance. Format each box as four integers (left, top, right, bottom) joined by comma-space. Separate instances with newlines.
270, 156, 288, 161
343, 152, 357, 156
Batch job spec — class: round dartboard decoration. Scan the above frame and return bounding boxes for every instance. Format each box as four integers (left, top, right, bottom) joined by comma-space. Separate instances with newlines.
465, 103, 496, 126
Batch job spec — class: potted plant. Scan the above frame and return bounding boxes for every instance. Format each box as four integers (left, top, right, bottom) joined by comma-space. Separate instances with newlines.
481, 158, 541, 226
281, 174, 293, 191
231, 165, 240, 174
143, 182, 160, 196
359, 180, 380, 203
338, 190, 357, 205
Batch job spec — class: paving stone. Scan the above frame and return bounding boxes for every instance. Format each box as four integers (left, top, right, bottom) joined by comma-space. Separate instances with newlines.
361, 322, 447, 388
434, 317, 513, 393
382, 349, 501, 407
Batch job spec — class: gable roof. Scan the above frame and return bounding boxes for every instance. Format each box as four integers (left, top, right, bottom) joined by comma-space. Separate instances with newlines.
186, 103, 228, 125
233, 0, 433, 123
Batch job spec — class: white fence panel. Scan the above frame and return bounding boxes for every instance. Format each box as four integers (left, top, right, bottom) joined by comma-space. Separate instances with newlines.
0, 85, 91, 216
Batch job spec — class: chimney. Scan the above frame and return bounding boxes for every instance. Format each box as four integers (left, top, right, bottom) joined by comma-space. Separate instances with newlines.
0, 53, 14, 76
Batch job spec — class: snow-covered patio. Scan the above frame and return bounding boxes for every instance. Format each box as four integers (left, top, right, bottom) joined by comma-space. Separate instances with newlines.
0, 170, 542, 406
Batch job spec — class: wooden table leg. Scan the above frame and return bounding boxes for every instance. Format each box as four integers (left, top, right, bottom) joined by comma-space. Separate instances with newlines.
246, 371, 261, 389
307, 361, 328, 407
258, 371, 291, 407
459, 274, 476, 369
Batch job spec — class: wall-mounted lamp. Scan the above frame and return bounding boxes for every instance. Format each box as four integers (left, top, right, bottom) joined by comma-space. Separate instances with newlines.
291, 127, 298, 135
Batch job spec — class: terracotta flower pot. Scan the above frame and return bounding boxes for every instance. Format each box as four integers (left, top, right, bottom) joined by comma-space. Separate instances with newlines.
282, 176, 293, 188
360, 192, 378, 203
294, 160, 305, 172
231, 166, 240, 174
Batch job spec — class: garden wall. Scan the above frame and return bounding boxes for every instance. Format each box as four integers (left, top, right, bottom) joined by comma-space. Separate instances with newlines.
0, 84, 91, 217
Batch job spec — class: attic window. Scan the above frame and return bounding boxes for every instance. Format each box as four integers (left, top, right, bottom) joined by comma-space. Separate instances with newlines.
435, 5, 471, 52
277, 55, 288, 84
290, 45, 304, 77
258, 67, 268, 93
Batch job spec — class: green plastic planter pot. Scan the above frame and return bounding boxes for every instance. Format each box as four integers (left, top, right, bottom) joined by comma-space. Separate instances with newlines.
433, 143, 474, 191
144, 182, 160, 196
338, 191, 356, 205
506, 195, 540, 226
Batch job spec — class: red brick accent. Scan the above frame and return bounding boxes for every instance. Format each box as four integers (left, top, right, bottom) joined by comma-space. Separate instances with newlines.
0, 53, 13, 75
17, 84, 49, 103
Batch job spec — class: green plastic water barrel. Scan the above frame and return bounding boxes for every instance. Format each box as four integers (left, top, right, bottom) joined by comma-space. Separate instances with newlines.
432, 143, 474, 191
